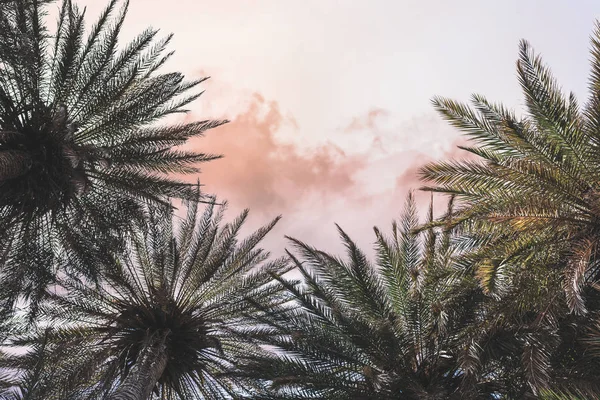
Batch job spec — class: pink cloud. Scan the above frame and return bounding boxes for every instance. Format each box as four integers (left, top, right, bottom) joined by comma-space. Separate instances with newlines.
179, 91, 472, 255
344, 108, 390, 133
184, 93, 367, 217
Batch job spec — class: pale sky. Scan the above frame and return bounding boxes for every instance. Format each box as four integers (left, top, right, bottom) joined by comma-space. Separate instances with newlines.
72, 0, 600, 255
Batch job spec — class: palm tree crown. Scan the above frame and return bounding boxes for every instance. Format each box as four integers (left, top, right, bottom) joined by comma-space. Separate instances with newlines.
418, 23, 600, 396
420, 25, 600, 315
0, 0, 224, 308
242, 195, 471, 399
25, 198, 290, 399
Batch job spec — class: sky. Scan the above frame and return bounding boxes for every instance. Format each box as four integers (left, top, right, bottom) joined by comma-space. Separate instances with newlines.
73, 0, 600, 256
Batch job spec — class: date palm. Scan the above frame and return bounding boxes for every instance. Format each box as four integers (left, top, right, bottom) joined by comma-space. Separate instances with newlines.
241, 195, 476, 399
420, 23, 600, 316
23, 197, 289, 399
450, 263, 600, 398
0, 326, 92, 400
0, 0, 223, 309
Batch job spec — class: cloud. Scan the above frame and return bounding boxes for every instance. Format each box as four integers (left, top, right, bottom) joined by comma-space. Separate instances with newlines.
343, 108, 390, 133
185, 93, 367, 217
180, 92, 473, 255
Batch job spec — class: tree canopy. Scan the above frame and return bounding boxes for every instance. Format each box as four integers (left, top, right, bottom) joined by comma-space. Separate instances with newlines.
3, 0, 600, 399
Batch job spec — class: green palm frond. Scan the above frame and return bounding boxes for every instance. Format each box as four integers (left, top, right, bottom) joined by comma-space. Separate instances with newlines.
21, 196, 291, 399
239, 194, 470, 399
0, 326, 101, 400
417, 25, 600, 395
420, 24, 600, 317
0, 0, 224, 312
539, 389, 590, 400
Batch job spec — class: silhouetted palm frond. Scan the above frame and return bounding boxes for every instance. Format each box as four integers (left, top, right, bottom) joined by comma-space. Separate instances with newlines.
418, 23, 600, 397
0, 0, 224, 312
27, 196, 290, 399
0, 325, 98, 400
420, 23, 600, 315
239, 194, 471, 399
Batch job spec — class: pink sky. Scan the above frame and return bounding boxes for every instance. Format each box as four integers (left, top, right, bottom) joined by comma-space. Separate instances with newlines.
72, 0, 600, 255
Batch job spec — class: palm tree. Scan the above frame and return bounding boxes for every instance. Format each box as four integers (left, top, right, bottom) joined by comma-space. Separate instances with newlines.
418, 22, 600, 396
0, 0, 224, 309
419, 23, 600, 316
0, 326, 92, 400
240, 194, 477, 399
28, 197, 290, 399
449, 265, 600, 398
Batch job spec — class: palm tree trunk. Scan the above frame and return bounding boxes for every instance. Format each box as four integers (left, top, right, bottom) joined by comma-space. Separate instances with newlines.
107, 331, 170, 400
0, 150, 31, 181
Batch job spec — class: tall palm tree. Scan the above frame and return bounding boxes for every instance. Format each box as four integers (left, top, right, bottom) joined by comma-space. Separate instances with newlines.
417, 22, 600, 397
0, 0, 223, 309
240, 194, 477, 399
419, 23, 600, 316
26, 197, 290, 399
